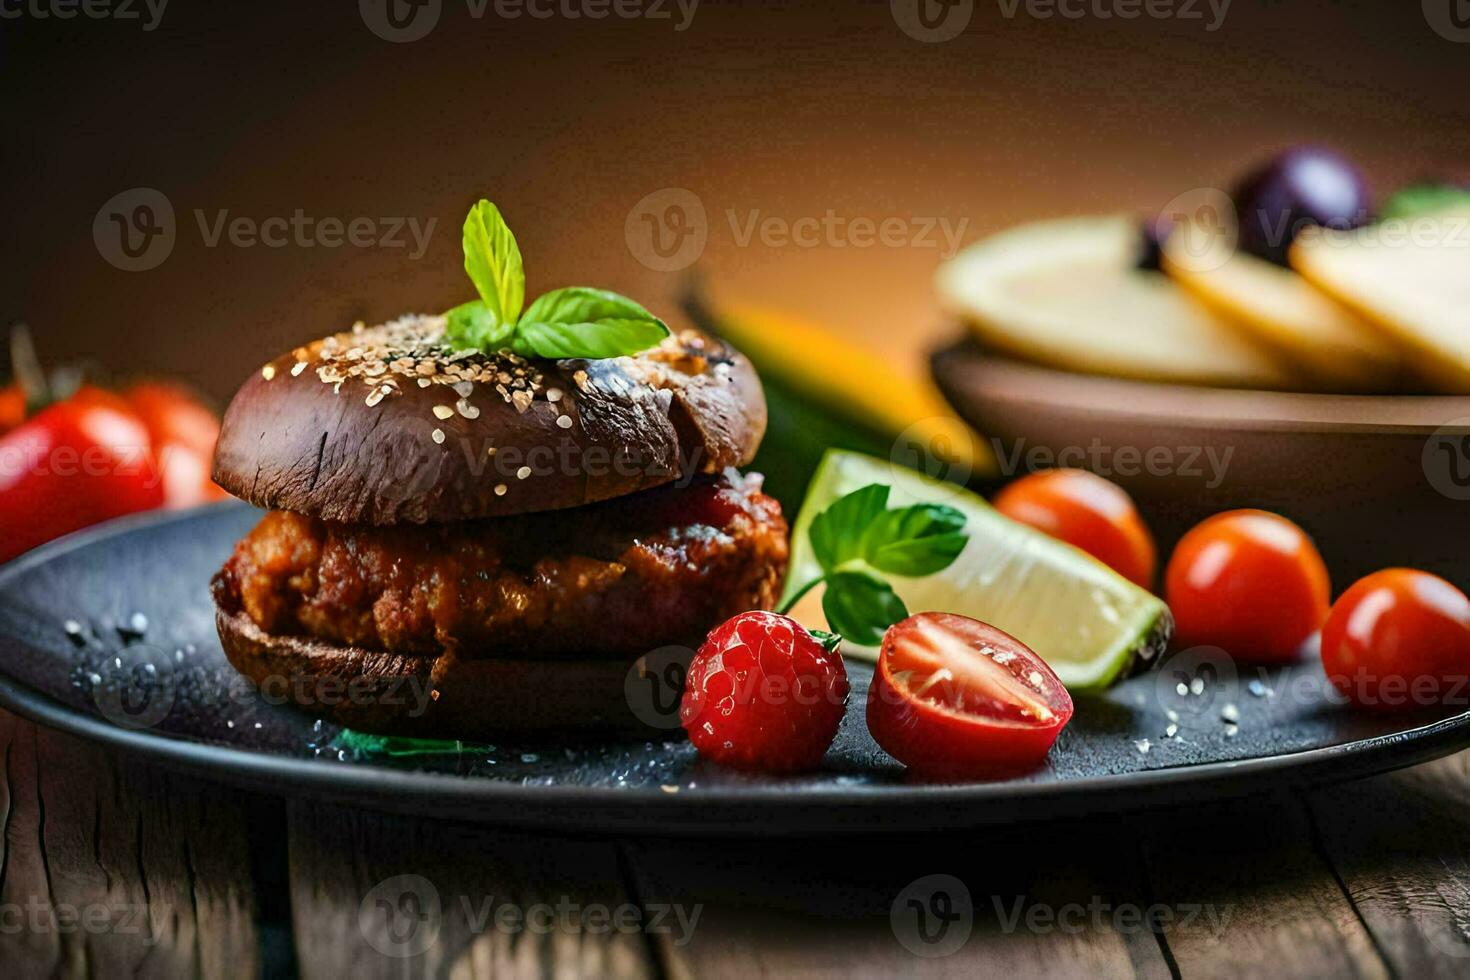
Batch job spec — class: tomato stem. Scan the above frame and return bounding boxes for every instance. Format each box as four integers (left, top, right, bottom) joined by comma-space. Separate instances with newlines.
9, 323, 50, 415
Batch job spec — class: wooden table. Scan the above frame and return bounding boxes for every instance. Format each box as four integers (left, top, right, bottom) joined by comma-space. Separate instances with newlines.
2, 706, 1467, 979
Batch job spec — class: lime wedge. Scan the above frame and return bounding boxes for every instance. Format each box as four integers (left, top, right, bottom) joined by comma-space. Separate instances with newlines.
781, 451, 1172, 692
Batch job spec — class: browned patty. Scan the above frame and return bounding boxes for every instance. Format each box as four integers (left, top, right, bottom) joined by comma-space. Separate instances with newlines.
211, 473, 788, 659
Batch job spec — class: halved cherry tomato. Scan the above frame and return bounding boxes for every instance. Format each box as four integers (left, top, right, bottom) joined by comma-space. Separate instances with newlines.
993, 469, 1156, 588
1321, 569, 1470, 712
867, 612, 1073, 778
0, 399, 165, 563
1165, 509, 1329, 663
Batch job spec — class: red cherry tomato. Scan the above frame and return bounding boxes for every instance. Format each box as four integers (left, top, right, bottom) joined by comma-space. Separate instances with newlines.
993, 469, 1156, 588
680, 611, 849, 772
121, 382, 228, 507
1165, 509, 1329, 663
0, 399, 165, 563
867, 612, 1073, 778
0, 385, 23, 435
1321, 569, 1470, 712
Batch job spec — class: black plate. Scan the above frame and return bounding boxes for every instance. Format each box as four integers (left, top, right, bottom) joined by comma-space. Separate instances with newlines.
1, 504, 1467, 835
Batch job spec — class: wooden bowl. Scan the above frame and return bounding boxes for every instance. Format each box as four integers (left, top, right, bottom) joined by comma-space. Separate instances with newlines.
931, 340, 1470, 588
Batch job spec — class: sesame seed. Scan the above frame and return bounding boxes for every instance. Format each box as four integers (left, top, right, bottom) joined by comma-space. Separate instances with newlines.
556, 415, 572, 429
486, 446, 496, 457
546, 387, 563, 402
365, 388, 385, 407
494, 483, 507, 496
417, 378, 431, 388
456, 399, 480, 420
453, 381, 474, 398
432, 405, 454, 420
516, 466, 531, 480
261, 364, 276, 380
431, 428, 445, 444
291, 361, 307, 377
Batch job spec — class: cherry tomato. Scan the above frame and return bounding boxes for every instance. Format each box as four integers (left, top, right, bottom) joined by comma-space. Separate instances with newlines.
0, 385, 23, 434
1321, 569, 1470, 712
122, 382, 227, 507
993, 469, 1156, 588
867, 612, 1073, 778
0, 399, 165, 563
680, 611, 849, 772
1165, 509, 1329, 663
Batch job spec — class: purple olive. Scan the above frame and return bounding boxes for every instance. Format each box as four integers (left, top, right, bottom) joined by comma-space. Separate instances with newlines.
1232, 147, 1372, 266
1136, 213, 1173, 272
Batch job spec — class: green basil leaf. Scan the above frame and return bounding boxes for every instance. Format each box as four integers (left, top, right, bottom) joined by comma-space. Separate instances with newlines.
808, 483, 890, 573
461, 199, 525, 329
821, 570, 908, 647
862, 503, 969, 576
521, 286, 662, 328
444, 300, 513, 351
511, 316, 670, 360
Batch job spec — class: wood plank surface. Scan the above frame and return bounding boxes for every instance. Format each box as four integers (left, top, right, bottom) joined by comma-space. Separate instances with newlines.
6, 696, 1470, 979
1308, 751, 1470, 975
285, 799, 653, 980
0, 709, 260, 979
1139, 792, 1390, 980
622, 821, 1172, 979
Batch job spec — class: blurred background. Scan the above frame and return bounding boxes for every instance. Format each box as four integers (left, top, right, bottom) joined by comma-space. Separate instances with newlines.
2, 0, 1468, 574
4, 0, 1465, 397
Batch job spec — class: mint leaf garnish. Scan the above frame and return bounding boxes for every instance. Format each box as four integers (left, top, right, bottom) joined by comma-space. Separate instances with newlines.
779, 483, 970, 645
444, 201, 671, 360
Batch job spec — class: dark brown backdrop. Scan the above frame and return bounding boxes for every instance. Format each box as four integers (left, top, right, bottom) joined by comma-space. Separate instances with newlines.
3, 0, 1466, 401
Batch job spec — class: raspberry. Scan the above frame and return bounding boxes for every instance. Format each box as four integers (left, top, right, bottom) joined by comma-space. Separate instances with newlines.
679, 610, 849, 772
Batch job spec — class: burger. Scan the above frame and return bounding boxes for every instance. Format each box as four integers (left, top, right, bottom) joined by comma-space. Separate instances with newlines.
208, 201, 788, 736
